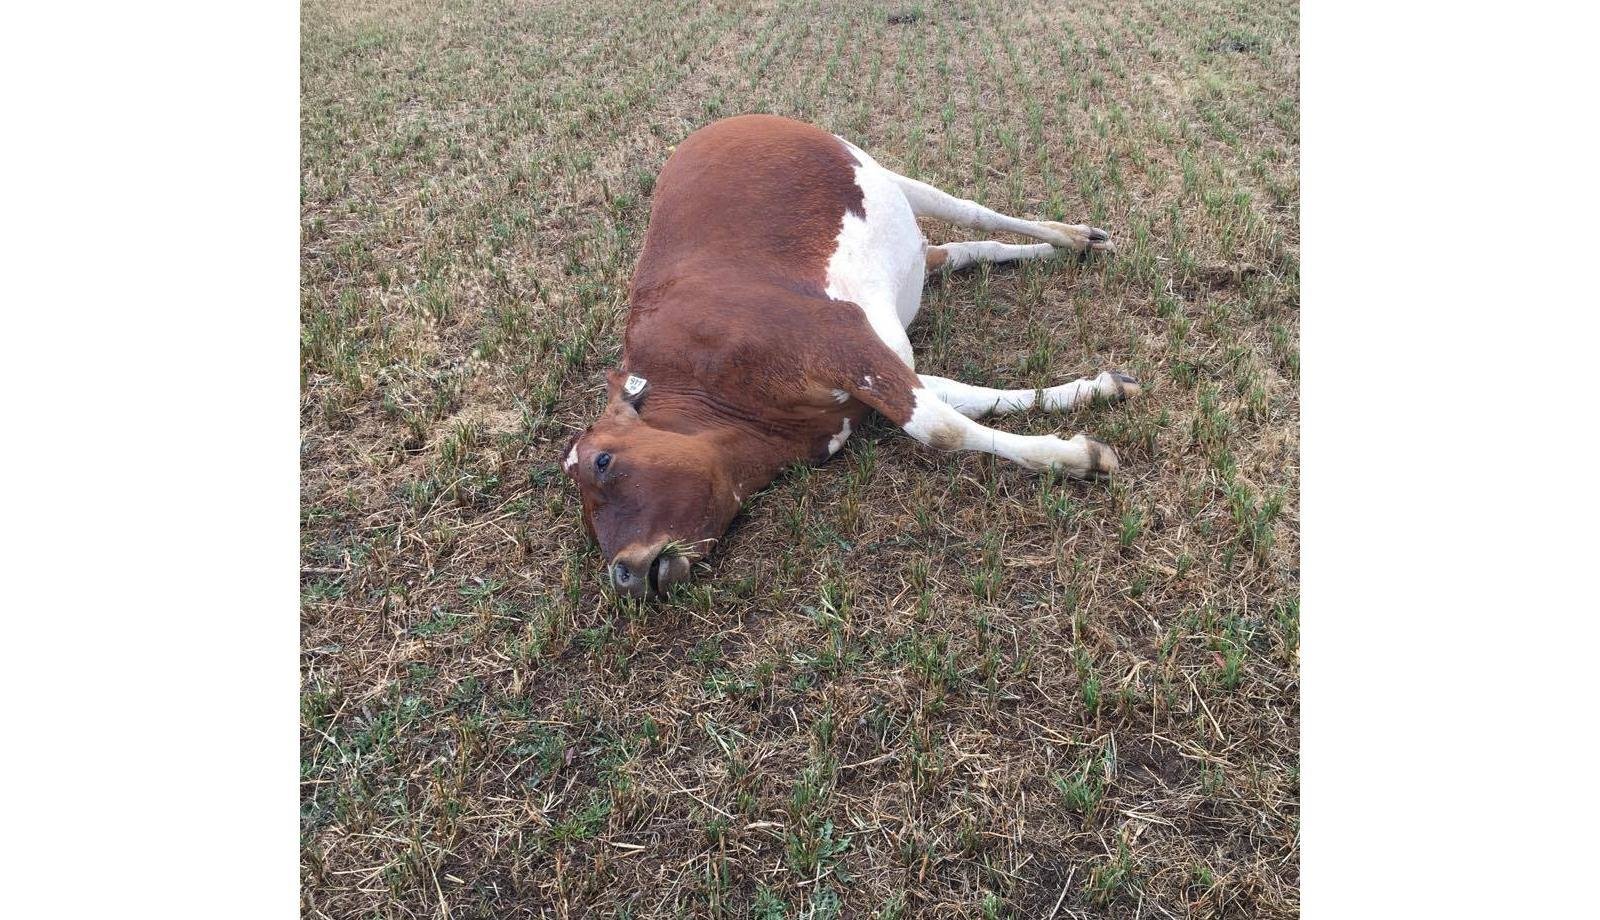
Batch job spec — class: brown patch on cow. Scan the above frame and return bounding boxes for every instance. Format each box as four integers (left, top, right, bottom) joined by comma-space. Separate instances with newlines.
924, 245, 948, 272
844, 359, 919, 426
630, 115, 864, 305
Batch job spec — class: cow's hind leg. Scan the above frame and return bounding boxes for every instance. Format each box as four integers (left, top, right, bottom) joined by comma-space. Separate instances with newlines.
918, 371, 1140, 418
893, 173, 1114, 255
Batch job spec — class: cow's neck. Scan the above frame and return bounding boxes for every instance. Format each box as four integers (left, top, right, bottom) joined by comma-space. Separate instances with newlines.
636, 392, 805, 499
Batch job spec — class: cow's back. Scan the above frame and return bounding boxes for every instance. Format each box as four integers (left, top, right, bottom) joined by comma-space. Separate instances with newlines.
630, 115, 866, 301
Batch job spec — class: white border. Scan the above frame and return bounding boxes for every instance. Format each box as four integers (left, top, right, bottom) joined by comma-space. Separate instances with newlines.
3, 2, 1596, 916
1305, 3, 1597, 917
6, 3, 298, 916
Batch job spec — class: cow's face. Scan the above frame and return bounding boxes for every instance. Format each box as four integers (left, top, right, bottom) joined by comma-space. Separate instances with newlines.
561, 377, 740, 597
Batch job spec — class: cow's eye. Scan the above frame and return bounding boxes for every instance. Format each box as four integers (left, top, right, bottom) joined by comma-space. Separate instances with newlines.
594, 452, 612, 473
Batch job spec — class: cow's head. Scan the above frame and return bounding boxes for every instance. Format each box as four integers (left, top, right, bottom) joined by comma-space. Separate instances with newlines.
561, 370, 741, 597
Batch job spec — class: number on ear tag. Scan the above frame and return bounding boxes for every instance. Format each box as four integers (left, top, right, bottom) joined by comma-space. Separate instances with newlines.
622, 374, 648, 400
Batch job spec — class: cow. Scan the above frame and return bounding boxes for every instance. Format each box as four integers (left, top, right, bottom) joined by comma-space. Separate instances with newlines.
562, 114, 1138, 597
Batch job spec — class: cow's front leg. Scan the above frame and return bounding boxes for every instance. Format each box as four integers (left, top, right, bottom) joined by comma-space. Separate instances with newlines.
847, 367, 1119, 478
917, 371, 1140, 419
901, 389, 1118, 476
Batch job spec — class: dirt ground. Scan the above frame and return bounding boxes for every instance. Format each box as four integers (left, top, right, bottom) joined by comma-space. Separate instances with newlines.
301, 1, 1299, 916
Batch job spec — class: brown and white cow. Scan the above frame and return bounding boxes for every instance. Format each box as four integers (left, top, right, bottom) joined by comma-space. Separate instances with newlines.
562, 114, 1138, 596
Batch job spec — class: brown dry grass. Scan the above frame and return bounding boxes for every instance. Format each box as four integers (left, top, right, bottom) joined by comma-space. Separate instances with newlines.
301, 1, 1299, 916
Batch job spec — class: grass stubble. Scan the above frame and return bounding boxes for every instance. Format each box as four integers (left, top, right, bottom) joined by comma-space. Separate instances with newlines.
301, 1, 1299, 916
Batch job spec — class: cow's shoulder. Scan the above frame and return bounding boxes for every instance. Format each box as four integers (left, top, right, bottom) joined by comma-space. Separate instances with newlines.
625, 278, 912, 418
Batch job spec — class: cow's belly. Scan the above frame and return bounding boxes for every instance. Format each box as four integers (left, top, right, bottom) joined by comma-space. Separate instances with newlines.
824, 139, 925, 368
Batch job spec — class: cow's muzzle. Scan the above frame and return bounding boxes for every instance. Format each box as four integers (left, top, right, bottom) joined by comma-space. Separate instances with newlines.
610, 545, 692, 598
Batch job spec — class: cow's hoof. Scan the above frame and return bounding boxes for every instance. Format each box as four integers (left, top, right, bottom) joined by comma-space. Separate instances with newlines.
1040, 221, 1115, 255
1065, 433, 1119, 480
1095, 370, 1142, 401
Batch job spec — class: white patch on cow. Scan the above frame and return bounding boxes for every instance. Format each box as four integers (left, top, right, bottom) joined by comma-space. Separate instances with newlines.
564, 444, 579, 471
830, 388, 849, 404
827, 417, 853, 455
824, 138, 927, 369
902, 389, 970, 452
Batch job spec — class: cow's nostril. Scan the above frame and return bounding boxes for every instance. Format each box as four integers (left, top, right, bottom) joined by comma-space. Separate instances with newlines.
612, 549, 688, 597
653, 554, 691, 594
611, 559, 652, 597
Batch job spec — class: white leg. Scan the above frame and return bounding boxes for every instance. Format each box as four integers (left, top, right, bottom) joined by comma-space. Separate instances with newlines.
900, 387, 1117, 477
890, 174, 1114, 254
926, 240, 1060, 272
833, 332, 1123, 480
918, 371, 1141, 419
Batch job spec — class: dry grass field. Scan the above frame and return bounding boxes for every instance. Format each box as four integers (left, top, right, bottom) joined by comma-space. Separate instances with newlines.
300, 0, 1299, 916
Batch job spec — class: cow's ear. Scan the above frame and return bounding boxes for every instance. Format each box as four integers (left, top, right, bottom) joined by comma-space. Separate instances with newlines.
602, 398, 639, 424
605, 368, 650, 408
